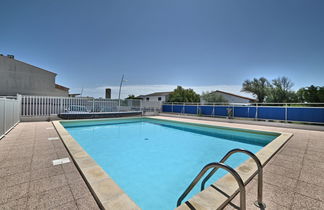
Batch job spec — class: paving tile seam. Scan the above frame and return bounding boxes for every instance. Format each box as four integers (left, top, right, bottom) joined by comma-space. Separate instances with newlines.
55, 145, 83, 209
297, 138, 311, 182
51, 123, 92, 210
302, 155, 324, 164
270, 193, 295, 209
52, 200, 79, 210
0, 195, 29, 207
262, 173, 298, 189
25, 125, 37, 210
63, 180, 82, 210
0, 166, 67, 186
264, 167, 301, 180
262, 176, 324, 202
293, 191, 324, 203
290, 192, 324, 210
0, 178, 30, 189
25, 188, 75, 209
26, 178, 71, 194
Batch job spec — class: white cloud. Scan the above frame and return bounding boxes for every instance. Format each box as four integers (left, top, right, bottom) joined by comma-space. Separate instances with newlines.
70, 84, 254, 99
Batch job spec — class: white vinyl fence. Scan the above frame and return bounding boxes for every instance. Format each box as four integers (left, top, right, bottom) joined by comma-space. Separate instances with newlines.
0, 96, 21, 138
141, 101, 163, 112
21, 95, 143, 117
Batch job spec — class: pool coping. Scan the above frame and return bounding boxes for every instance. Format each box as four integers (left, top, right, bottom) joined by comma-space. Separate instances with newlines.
53, 117, 142, 209
53, 116, 293, 210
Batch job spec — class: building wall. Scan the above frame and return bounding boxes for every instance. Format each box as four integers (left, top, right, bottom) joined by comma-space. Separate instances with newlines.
218, 92, 251, 103
0, 56, 68, 96
200, 92, 253, 104
143, 95, 168, 102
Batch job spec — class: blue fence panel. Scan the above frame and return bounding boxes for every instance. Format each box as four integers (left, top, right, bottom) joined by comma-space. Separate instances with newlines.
172, 105, 183, 113
233, 106, 250, 118
201, 106, 214, 115
184, 105, 198, 114
162, 105, 324, 124
234, 106, 256, 118
214, 106, 228, 117
257, 107, 285, 121
287, 107, 324, 123
162, 105, 172, 112
248, 107, 257, 118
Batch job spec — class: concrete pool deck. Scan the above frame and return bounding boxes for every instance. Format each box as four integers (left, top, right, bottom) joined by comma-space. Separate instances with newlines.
0, 122, 100, 209
1, 118, 324, 209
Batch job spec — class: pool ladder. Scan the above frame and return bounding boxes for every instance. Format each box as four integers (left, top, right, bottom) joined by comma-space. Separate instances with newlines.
177, 149, 266, 210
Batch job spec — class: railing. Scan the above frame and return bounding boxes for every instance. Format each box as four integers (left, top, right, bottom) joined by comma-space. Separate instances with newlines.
177, 148, 265, 210
21, 95, 142, 117
177, 162, 246, 209
201, 149, 266, 209
162, 102, 324, 124
0, 95, 21, 138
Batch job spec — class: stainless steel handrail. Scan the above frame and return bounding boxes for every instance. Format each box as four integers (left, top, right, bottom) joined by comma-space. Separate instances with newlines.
201, 148, 266, 209
176, 162, 246, 209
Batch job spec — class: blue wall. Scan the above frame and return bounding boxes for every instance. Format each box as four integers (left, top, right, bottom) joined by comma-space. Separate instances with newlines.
162, 105, 324, 124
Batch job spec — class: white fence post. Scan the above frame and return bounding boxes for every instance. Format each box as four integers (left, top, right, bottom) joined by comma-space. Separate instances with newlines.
285, 103, 288, 123
3, 98, 6, 134
92, 99, 95, 112
60, 98, 63, 114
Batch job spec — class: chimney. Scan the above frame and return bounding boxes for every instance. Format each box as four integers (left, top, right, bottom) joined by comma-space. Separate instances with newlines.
105, 88, 111, 99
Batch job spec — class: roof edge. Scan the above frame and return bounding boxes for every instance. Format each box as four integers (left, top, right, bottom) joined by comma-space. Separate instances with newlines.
1, 55, 57, 75
214, 90, 257, 101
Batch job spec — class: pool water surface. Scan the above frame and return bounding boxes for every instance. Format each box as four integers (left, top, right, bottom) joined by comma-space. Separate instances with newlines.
63, 118, 278, 210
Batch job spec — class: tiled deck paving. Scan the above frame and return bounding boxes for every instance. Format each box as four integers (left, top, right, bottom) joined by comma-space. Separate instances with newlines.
0, 122, 100, 210
224, 128, 324, 210
1, 120, 324, 210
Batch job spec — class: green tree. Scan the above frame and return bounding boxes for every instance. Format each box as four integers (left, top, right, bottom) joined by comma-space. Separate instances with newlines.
319, 87, 324, 102
241, 77, 270, 102
201, 91, 228, 103
266, 77, 298, 103
126, 94, 141, 99
167, 86, 200, 102
297, 85, 324, 102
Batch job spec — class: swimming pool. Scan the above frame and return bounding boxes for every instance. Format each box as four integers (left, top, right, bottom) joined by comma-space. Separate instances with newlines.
61, 117, 280, 210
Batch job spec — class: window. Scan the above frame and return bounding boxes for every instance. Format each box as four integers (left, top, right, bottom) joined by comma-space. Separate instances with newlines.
146, 97, 150, 101
158, 97, 162, 101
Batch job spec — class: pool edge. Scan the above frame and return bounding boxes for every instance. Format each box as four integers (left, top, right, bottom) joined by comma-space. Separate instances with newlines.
53, 116, 292, 210
52, 119, 141, 210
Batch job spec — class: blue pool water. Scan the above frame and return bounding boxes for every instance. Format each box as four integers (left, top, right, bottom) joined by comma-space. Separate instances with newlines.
63, 118, 278, 210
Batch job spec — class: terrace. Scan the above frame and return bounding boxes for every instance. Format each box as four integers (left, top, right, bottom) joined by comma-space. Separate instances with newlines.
1, 95, 324, 209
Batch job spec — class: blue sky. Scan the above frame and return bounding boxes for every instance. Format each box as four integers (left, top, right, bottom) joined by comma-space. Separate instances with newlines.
1, 0, 324, 98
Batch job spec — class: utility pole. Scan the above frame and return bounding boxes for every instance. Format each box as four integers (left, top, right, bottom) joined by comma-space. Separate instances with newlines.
118, 74, 127, 111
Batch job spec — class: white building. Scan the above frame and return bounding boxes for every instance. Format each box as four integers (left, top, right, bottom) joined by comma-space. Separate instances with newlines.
138, 92, 171, 102
201, 90, 257, 103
